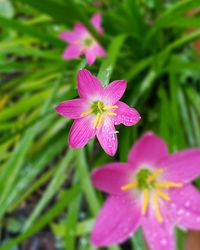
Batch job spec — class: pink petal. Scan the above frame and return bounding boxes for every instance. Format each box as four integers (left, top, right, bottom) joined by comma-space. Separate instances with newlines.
128, 132, 168, 169
92, 163, 132, 194
55, 99, 87, 119
91, 194, 140, 247
85, 47, 97, 65
74, 22, 87, 34
63, 45, 81, 59
59, 31, 79, 43
113, 101, 141, 126
68, 117, 95, 148
96, 117, 118, 156
160, 149, 200, 183
94, 44, 106, 57
141, 211, 175, 250
77, 69, 103, 99
103, 80, 127, 105
169, 184, 200, 230
91, 13, 103, 34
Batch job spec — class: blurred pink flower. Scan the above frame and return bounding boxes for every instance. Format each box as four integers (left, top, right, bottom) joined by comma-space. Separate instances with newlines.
55, 69, 140, 156
91, 132, 200, 249
59, 13, 106, 65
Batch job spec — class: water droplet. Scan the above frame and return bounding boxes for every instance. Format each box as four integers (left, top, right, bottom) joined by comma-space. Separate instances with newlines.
79, 212, 86, 219
177, 209, 184, 215
161, 239, 167, 245
80, 237, 88, 246
185, 201, 190, 207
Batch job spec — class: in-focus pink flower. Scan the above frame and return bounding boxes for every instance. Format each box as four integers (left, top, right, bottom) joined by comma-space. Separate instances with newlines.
59, 13, 106, 65
55, 69, 141, 156
91, 132, 200, 249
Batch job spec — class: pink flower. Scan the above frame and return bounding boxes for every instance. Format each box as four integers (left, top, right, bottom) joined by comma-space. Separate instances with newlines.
59, 13, 106, 65
55, 69, 141, 156
91, 132, 200, 249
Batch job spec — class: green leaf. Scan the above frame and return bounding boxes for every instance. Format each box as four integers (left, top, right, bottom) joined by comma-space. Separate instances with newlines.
0, 16, 63, 46
23, 149, 75, 230
98, 34, 126, 86
0, 186, 80, 250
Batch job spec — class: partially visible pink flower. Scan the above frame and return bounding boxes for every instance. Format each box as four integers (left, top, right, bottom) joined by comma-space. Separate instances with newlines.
55, 69, 141, 156
59, 13, 106, 65
91, 132, 200, 249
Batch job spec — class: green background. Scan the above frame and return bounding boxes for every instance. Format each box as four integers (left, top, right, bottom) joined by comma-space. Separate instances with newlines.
0, 0, 200, 249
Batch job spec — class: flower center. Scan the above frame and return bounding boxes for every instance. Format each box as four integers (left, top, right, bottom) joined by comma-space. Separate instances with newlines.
80, 101, 118, 129
84, 37, 93, 47
121, 168, 183, 223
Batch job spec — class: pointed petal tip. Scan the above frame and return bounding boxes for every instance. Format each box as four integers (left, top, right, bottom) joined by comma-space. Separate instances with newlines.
107, 150, 116, 157
142, 131, 157, 137
55, 104, 63, 115
90, 235, 106, 248
78, 68, 89, 74
135, 114, 141, 123
128, 131, 168, 166
77, 68, 103, 98
99, 140, 117, 157
120, 80, 127, 89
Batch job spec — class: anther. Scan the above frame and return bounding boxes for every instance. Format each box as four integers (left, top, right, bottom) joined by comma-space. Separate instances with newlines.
93, 113, 100, 128
97, 114, 104, 129
97, 101, 103, 111
105, 112, 117, 116
147, 169, 163, 183
155, 189, 170, 201
155, 182, 183, 189
121, 182, 138, 191
80, 109, 93, 117
142, 189, 149, 215
103, 105, 118, 110
152, 193, 163, 223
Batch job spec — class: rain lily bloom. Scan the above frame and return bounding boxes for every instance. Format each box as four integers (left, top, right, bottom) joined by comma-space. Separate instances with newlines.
55, 69, 140, 156
91, 132, 200, 249
59, 13, 106, 65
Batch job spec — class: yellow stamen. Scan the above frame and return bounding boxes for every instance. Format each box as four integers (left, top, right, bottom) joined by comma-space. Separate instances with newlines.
155, 189, 170, 201
97, 101, 103, 110
142, 189, 149, 215
105, 112, 117, 116
121, 182, 138, 191
147, 169, 163, 183
93, 113, 100, 128
80, 109, 93, 117
152, 193, 163, 223
155, 182, 183, 189
97, 114, 104, 129
103, 105, 118, 110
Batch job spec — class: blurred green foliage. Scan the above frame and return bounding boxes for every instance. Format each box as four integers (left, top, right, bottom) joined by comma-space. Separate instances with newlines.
0, 0, 200, 249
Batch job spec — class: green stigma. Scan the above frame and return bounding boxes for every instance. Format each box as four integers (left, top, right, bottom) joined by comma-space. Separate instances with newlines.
84, 37, 93, 46
136, 169, 154, 190
91, 101, 104, 115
